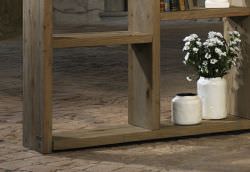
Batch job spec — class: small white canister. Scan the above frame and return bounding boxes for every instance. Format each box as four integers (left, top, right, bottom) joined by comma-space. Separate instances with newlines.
171, 93, 202, 125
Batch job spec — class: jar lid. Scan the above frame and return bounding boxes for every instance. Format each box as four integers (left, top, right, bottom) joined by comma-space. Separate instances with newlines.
176, 93, 197, 97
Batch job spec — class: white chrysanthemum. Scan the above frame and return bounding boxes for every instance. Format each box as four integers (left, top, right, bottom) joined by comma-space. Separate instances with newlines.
204, 37, 224, 47
235, 38, 241, 43
221, 52, 227, 56
183, 45, 190, 51
202, 61, 208, 66
201, 66, 208, 73
205, 53, 211, 59
232, 60, 236, 66
191, 34, 198, 38
230, 41, 237, 45
208, 31, 223, 39
208, 31, 216, 38
185, 42, 190, 46
184, 53, 190, 61
208, 42, 214, 47
210, 59, 218, 64
216, 32, 223, 38
193, 47, 199, 53
183, 34, 199, 42
186, 76, 193, 82
212, 37, 223, 45
234, 47, 240, 52
196, 41, 202, 47
233, 31, 240, 37
215, 47, 222, 54
230, 47, 236, 53
215, 48, 226, 57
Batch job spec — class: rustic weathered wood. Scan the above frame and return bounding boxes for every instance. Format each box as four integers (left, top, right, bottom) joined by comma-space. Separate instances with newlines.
23, 0, 53, 153
128, 0, 161, 130
235, 0, 250, 119
230, 0, 246, 7
224, 0, 250, 119
224, 18, 238, 116
161, 7, 250, 21
53, 31, 153, 48
53, 116, 250, 150
23, 0, 250, 153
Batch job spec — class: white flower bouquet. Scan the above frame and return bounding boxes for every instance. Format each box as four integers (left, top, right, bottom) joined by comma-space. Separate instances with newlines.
183, 31, 241, 78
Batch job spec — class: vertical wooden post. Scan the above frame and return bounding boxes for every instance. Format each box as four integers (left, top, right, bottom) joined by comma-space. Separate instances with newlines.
128, 0, 160, 130
224, 18, 237, 116
23, 0, 53, 153
224, 0, 250, 119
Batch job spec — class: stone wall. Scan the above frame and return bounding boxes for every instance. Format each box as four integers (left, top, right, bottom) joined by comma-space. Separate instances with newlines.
0, 0, 22, 40
53, 0, 105, 26
0, 0, 125, 39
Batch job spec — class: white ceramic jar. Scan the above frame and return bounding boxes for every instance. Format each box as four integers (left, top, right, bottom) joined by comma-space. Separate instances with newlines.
205, 0, 230, 8
197, 77, 227, 120
171, 93, 202, 125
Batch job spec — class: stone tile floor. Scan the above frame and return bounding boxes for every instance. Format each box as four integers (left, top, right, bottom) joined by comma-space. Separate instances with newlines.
0, 21, 250, 172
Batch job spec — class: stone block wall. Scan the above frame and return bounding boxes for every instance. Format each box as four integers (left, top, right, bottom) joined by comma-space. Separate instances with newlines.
0, 0, 22, 40
53, 0, 105, 26
0, 0, 126, 39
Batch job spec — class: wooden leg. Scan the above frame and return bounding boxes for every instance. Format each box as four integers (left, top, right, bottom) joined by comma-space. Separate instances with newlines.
128, 0, 160, 130
236, 16, 250, 119
23, 0, 53, 153
128, 43, 160, 130
224, 17, 238, 116
224, 15, 250, 119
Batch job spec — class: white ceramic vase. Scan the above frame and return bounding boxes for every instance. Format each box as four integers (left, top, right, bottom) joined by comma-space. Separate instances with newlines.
205, 0, 230, 8
197, 77, 227, 120
171, 93, 202, 125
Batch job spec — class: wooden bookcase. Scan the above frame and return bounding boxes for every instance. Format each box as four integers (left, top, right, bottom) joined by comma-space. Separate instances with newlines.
23, 0, 250, 154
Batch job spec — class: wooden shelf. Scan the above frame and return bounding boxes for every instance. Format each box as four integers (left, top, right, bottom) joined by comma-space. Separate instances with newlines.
161, 7, 250, 21
53, 31, 153, 48
53, 116, 250, 151
23, 0, 250, 154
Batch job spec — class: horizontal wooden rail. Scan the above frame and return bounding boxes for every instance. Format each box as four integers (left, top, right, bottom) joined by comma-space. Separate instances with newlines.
161, 7, 250, 21
53, 31, 153, 48
53, 116, 250, 151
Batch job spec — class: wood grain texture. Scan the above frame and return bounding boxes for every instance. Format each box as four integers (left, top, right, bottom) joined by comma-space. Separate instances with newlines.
53, 31, 153, 48
161, 7, 250, 21
53, 116, 250, 151
235, 0, 250, 119
23, 0, 34, 150
224, 18, 238, 116
128, 0, 160, 130
224, 0, 250, 119
23, 0, 250, 153
23, 0, 53, 153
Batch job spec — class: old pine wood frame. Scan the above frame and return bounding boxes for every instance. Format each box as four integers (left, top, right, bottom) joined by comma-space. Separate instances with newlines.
23, 0, 250, 153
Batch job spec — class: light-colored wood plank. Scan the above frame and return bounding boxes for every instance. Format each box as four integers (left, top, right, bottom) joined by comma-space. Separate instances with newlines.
53, 31, 153, 48
224, 18, 238, 116
53, 116, 250, 151
224, 0, 250, 119
128, 0, 161, 130
161, 8, 250, 21
23, 0, 53, 154
23, 0, 34, 149
230, 0, 247, 7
